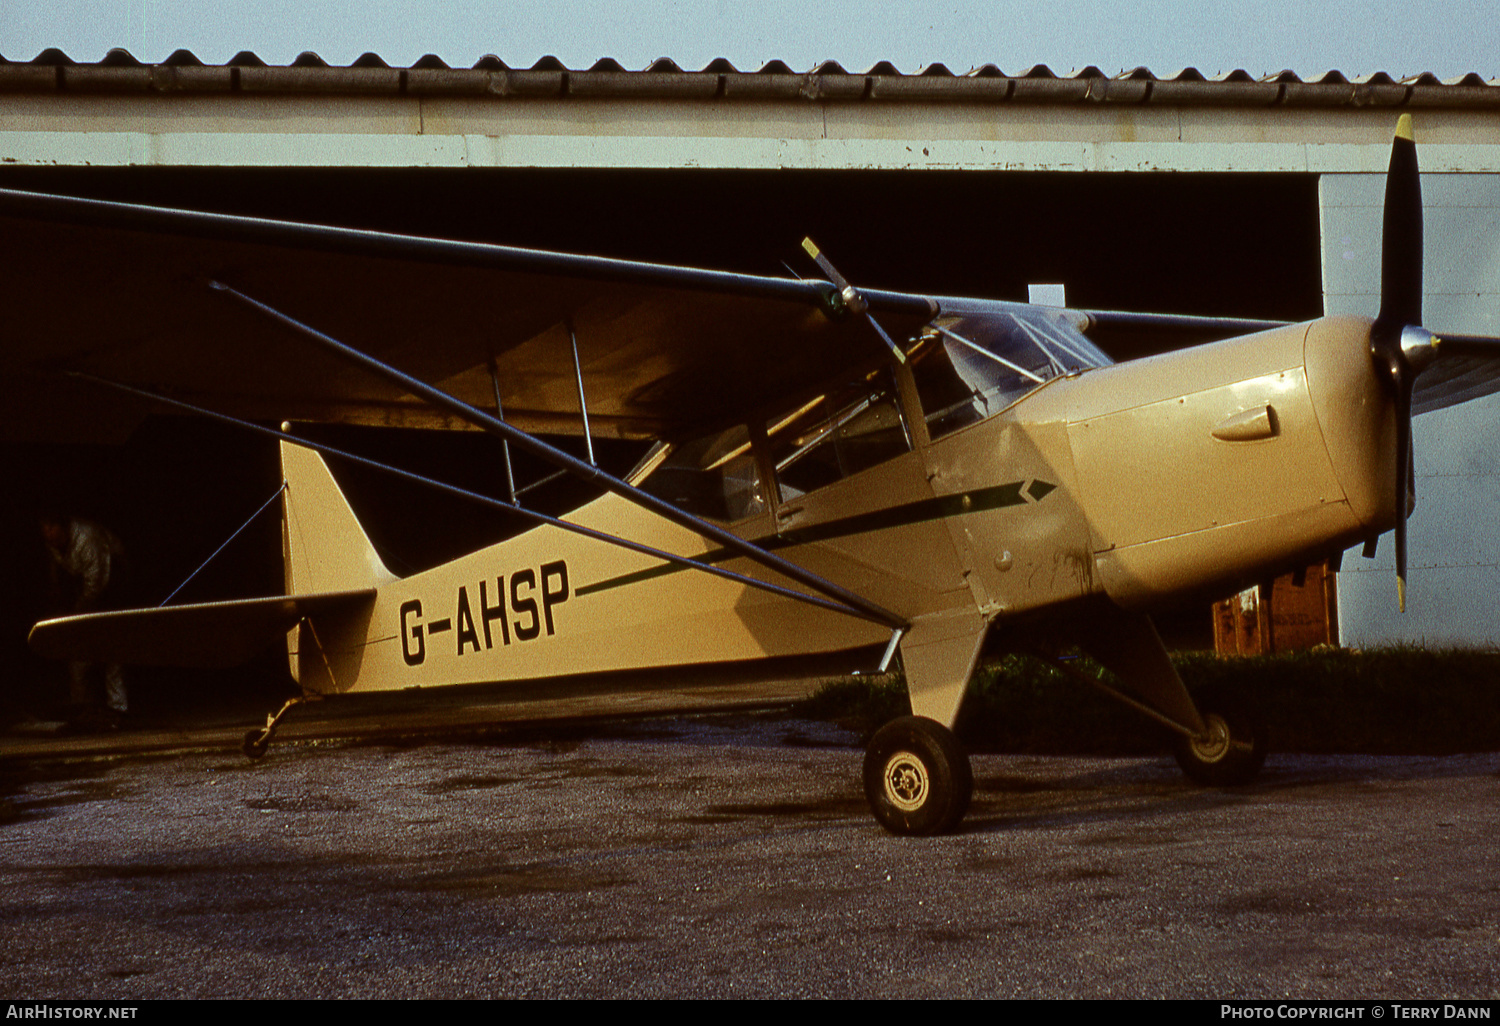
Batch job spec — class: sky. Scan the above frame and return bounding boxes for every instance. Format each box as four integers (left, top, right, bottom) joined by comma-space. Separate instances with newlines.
2, 0, 1498, 80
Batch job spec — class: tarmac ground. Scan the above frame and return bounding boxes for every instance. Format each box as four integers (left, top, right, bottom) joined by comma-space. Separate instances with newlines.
1, 683, 1497, 999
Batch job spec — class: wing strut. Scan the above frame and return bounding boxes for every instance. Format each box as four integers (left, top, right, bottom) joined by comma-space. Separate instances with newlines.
485, 353, 518, 504
78, 372, 906, 628
209, 283, 906, 630
568, 321, 597, 467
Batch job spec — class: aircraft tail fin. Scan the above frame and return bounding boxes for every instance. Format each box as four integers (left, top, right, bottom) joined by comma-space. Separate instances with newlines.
280, 438, 398, 595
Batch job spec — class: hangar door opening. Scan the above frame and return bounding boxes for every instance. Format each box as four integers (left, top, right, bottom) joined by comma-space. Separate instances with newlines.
0, 166, 1324, 711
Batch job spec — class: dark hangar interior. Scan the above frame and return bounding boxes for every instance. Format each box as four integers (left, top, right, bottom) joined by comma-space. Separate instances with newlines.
0, 162, 1324, 711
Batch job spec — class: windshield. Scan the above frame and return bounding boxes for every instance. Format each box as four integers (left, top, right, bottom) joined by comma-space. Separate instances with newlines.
911, 302, 1112, 438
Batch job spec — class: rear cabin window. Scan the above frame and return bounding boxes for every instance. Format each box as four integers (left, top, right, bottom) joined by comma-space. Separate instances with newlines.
637, 424, 766, 523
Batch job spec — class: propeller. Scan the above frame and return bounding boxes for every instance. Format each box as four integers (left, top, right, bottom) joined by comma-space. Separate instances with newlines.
801, 237, 908, 364
1370, 114, 1440, 612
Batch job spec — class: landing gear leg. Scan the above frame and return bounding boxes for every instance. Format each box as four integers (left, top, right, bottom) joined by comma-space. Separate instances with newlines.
863, 716, 973, 836
1041, 601, 1269, 787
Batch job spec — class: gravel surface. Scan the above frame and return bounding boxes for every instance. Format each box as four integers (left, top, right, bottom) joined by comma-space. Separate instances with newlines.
1, 715, 1497, 999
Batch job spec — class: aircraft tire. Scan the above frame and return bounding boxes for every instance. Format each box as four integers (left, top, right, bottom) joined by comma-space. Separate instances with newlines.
863, 716, 973, 836
1173, 687, 1267, 786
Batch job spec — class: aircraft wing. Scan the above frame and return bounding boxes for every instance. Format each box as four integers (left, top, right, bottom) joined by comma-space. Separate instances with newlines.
0, 187, 936, 444
9, 185, 1496, 445
1077, 309, 1294, 358
27, 590, 375, 668
1412, 334, 1500, 416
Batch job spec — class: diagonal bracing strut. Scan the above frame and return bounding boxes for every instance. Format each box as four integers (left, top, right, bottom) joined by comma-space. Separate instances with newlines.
207, 280, 912, 633
210, 281, 907, 630
76, 372, 905, 627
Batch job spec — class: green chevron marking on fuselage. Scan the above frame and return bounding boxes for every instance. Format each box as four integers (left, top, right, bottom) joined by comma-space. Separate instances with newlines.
574, 479, 1051, 598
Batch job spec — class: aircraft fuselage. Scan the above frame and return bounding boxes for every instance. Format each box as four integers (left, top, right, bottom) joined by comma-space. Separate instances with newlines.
285, 314, 1396, 718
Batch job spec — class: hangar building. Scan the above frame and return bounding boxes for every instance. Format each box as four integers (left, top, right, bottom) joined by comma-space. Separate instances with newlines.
2, 51, 1498, 660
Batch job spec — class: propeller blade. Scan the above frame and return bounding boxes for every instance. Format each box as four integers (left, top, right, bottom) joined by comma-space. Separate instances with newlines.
1369, 115, 1426, 612
801, 237, 853, 298
1378, 113, 1423, 330
1393, 386, 1412, 613
801, 237, 908, 364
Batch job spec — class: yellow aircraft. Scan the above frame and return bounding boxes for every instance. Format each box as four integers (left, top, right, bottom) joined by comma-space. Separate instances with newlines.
15, 117, 1500, 834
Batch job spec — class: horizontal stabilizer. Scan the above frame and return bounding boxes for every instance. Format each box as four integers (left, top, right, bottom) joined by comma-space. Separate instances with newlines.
28, 590, 375, 668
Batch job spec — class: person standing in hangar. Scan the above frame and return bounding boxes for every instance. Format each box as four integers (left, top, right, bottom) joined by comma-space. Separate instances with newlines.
39, 512, 128, 730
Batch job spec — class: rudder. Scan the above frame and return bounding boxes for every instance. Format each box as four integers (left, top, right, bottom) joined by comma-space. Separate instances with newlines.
280, 438, 397, 596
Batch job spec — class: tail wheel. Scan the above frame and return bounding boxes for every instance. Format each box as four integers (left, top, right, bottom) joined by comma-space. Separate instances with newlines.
1174, 687, 1268, 786
242, 728, 270, 760
863, 716, 973, 836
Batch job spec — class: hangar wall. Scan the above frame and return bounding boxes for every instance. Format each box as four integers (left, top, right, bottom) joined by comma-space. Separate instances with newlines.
4, 57, 1500, 656
1321, 175, 1500, 646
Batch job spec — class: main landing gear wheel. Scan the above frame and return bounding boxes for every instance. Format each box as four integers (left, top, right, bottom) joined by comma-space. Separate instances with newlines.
863, 716, 973, 836
1173, 687, 1268, 786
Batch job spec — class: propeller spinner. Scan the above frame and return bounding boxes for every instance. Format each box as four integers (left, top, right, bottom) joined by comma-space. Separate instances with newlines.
1370, 114, 1440, 611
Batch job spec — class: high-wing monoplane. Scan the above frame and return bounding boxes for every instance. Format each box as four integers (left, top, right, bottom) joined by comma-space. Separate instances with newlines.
15, 116, 1500, 834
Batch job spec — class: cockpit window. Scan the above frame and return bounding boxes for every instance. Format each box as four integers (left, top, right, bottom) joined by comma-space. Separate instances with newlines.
768, 366, 911, 502
911, 304, 1111, 439
635, 304, 1108, 517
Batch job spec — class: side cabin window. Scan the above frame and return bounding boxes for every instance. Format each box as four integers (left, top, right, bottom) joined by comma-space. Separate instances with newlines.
768, 366, 911, 503
636, 424, 766, 523
910, 306, 1112, 440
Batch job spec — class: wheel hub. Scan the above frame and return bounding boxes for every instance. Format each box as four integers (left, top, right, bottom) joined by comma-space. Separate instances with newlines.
1188, 713, 1232, 764
882, 751, 929, 811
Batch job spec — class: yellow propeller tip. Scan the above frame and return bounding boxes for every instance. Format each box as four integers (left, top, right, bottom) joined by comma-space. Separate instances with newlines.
800, 238, 820, 258
1397, 575, 1407, 613
1395, 113, 1414, 142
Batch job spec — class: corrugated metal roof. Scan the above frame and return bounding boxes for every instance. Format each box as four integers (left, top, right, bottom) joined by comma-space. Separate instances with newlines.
0, 48, 1495, 107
